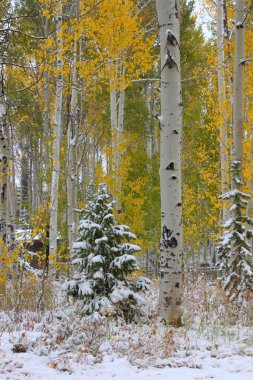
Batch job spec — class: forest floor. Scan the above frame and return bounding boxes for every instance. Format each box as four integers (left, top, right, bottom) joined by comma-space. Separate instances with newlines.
1, 278, 253, 379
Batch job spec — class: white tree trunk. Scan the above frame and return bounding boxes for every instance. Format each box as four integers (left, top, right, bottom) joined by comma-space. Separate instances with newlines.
153, 95, 159, 155
49, 0, 63, 257
7, 175, 15, 250
118, 89, 125, 135
43, 17, 51, 194
67, 38, 78, 258
0, 74, 8, 242
156, 0, 183, 325
32, 147, 40, 213
7, 124, 16, 250
0, 60, 15, 248
110, 89, 118, 163
110, 74, 125, 212
91, 133, 96, 185
216, 0, 230, 222
110, 88, 120, 206
233, 0, 244, 163
145, 83, 153, 159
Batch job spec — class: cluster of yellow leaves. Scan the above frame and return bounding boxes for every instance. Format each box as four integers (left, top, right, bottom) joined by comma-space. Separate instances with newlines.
182, 50, 221, 247
0, 239, 18, 285
79, 0, 154, 91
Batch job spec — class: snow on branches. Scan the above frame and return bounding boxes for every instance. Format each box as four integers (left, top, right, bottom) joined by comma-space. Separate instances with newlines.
217, 161, 253, 302
64, 183, 150, 320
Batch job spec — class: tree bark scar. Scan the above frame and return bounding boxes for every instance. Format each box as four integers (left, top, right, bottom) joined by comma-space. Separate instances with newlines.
166, 162, 174, 170
162, 225, 178, 248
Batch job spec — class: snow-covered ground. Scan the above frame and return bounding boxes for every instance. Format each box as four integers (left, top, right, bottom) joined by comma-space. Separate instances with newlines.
1, 279, 253, 379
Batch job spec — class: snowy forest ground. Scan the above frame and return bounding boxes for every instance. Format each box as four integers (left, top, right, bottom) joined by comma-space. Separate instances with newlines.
1, 278, 253, 380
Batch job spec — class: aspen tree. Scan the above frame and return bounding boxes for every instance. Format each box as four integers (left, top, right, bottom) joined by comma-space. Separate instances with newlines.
156, 0, 183, 325
49, 0, 63, 258
233, 0, 244, 163
145, 82, 153, 159
216, 0, 230, 222
0, 15, 15, 250
0, 64, 10, 245
67, 0, 79, 263
110, 78, 125, 211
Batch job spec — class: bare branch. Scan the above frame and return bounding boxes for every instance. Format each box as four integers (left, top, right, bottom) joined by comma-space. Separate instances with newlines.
240, 56, 253, 65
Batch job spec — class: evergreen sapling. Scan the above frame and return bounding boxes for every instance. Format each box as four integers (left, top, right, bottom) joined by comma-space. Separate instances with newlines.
217, 160, 253, 302
65, 183, 150, 319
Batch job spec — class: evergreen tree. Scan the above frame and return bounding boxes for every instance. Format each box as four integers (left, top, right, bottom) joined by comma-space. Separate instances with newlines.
65, 183, 149, 319
217, 161, 253, 302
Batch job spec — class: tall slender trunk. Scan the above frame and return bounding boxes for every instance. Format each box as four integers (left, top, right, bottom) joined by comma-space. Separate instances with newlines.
153, 95, 159, 155
43, 17, 51, 195
7, 123, 16, 250
233, 0, 244, 163
91, 133, 96, 185
110, 88, 118, 163
110, 73, 125, 212
118, 90, 125, 136
0, 71, 8, 243
32, 146, 40, 213
156, 0, 183, 325
110, 88, 120, 205
67, 37, 79, 258
20, 142, 29, 215
0, 59, 15, 248
145, 83, 152, 159
49, 0, 63, 258
216, 0, 230, 222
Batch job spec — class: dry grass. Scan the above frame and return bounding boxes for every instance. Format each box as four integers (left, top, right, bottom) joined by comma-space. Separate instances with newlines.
0, 276, 56, 312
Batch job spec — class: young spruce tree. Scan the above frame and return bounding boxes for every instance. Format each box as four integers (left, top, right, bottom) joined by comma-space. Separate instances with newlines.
217, 161, 253, 302
66, 183, 149, 319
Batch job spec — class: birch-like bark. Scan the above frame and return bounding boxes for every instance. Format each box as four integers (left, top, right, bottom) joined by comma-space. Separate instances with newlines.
67, 38, 78, 258
0, 69, 15, 252
118, 93, 125, 138
110, 74, 125, 211
216, 0, 230, 222
156, 0, 183, 325
91, 133, 96, 185
145, 83, 152, 159
49, 0, 63, 257
153, 95, 159, 155
110, 89, 118, 163
43, 17, 51, 194
232, 0, 244, 163
7, 124, 16, 250
32, 146, 40, 213
110, 88, 120, 205
0, 78, 7, 242
0, 57, 13, 247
